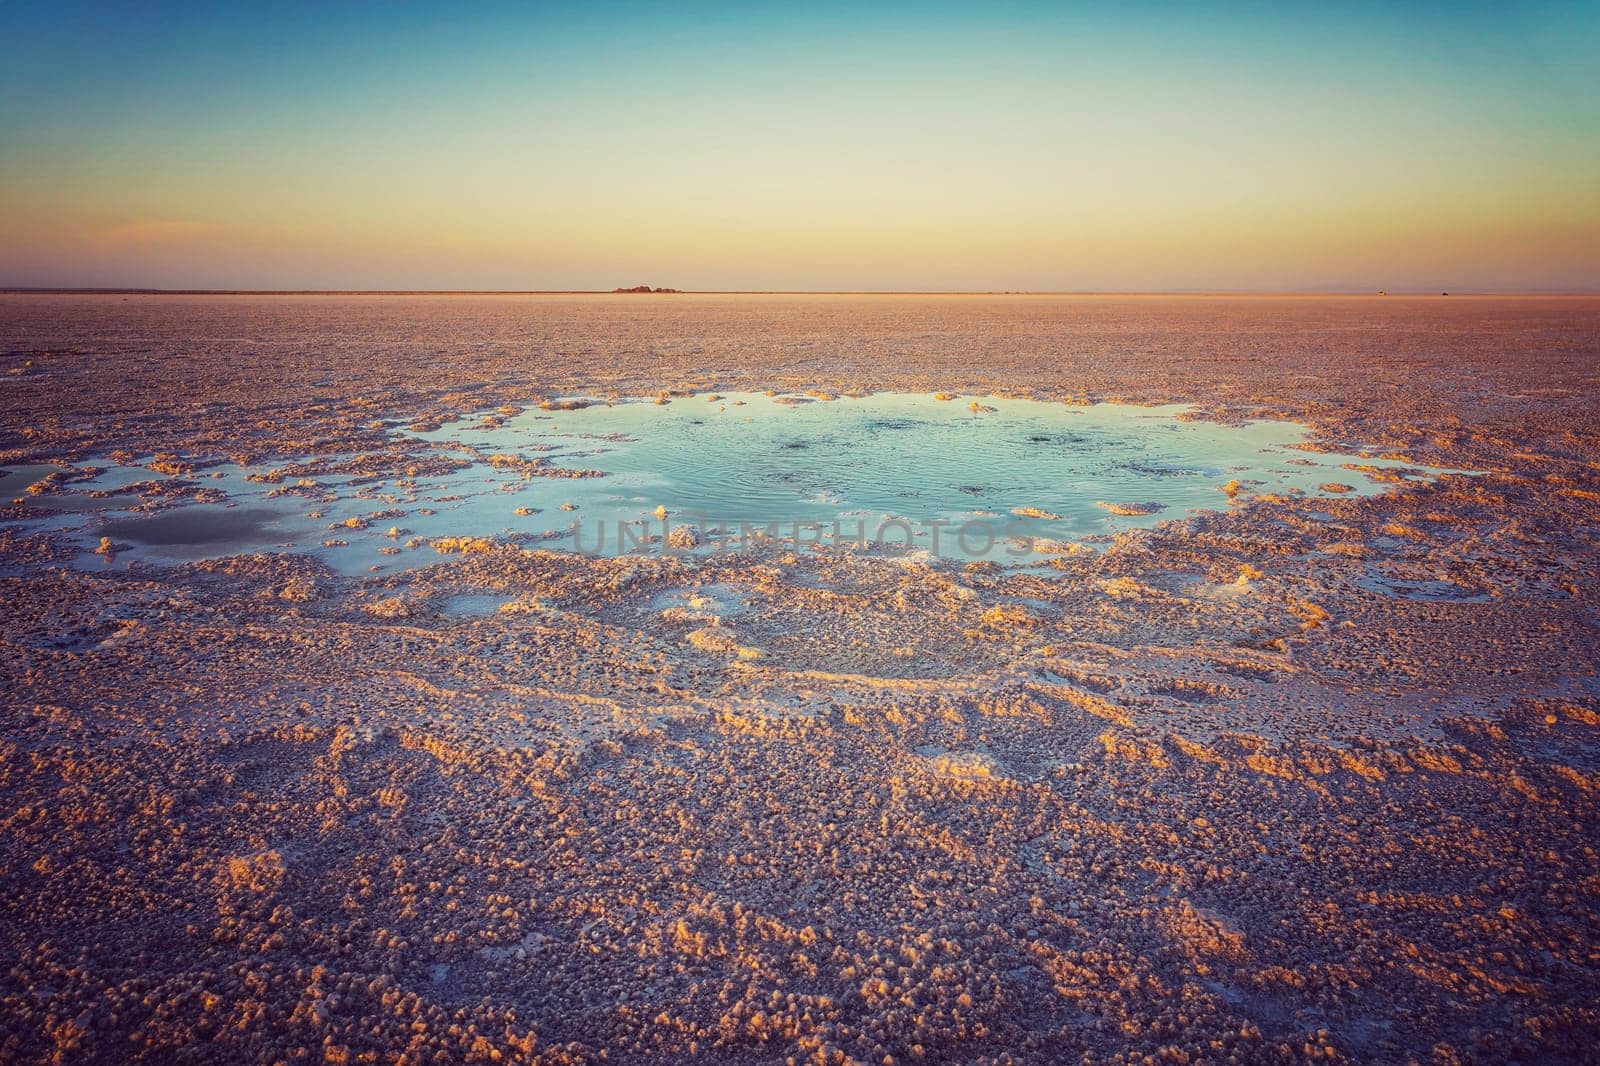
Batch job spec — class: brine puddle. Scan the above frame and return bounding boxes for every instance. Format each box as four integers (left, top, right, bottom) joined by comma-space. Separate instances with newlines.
3, 392, 1470, 574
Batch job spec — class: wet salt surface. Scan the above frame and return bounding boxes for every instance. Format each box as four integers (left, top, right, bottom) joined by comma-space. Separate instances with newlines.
438, 592, 514, 618
0, 463, 154, 511
4, 393, 1471, 574
649, 583, 749, 620
1356, 570, 1492, 603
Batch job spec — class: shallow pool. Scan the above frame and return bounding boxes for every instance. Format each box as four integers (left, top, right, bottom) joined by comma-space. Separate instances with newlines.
4, 392, 1465, 573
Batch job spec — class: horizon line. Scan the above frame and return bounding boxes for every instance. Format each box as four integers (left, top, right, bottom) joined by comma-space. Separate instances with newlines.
5, 287, 1600, 298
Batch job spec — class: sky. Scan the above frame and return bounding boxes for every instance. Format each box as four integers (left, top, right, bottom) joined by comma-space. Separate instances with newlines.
2, 1, 1597, 291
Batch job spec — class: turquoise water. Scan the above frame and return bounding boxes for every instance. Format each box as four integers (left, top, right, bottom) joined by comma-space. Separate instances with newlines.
4, 393, 1461, 573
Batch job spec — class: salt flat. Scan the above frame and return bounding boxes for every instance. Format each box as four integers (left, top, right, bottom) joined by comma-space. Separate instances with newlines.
1, 294, 1597, 1064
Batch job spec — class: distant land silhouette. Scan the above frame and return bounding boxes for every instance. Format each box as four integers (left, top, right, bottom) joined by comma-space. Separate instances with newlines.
612, 285, 681, 293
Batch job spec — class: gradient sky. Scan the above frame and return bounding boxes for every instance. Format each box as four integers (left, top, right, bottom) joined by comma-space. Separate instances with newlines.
2, 1, 1597, 291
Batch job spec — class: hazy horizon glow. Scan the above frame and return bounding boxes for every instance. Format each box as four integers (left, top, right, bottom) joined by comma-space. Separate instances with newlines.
3, 2, 1598, 291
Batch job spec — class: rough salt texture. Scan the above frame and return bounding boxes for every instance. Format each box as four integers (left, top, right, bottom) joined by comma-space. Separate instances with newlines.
1, 294, 1598, 1065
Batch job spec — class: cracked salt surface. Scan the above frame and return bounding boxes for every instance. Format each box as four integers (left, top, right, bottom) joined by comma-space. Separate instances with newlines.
4, 392, 1470, 574
3, 296, 1597, 1064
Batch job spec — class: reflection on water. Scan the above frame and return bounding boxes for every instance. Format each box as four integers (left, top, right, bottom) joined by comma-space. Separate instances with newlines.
97, 507, 294, 548
3, 393, 1468, 573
